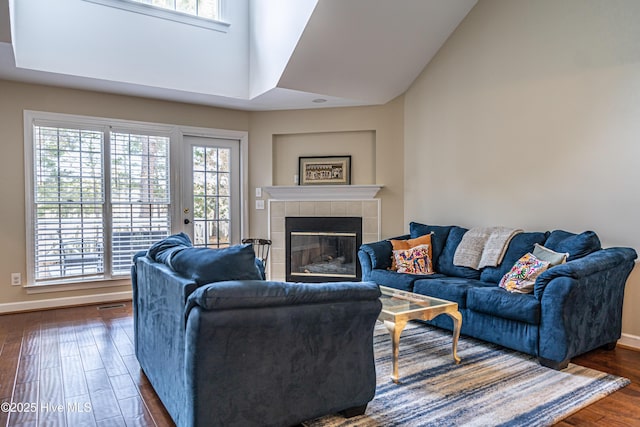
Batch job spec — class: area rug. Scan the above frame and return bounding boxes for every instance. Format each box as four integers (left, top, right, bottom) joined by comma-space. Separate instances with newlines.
305, 323, 629, 427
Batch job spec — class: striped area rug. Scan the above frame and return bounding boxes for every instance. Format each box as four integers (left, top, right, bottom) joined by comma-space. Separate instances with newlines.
306, 322, 629, 427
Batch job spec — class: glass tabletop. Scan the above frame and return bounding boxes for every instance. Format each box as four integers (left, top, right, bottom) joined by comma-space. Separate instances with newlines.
379, 285, 455, 315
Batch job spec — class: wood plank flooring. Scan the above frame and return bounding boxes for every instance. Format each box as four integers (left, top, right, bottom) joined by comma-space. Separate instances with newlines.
0, 302, 173, 427
0, 301, 639, 426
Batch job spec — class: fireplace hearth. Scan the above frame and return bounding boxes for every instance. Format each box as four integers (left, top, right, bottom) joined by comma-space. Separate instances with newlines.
286, 217, 362, 282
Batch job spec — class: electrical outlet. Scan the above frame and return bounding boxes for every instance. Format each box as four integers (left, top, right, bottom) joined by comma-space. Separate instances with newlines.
255, 200, 265, 210
11, 273, 22, 286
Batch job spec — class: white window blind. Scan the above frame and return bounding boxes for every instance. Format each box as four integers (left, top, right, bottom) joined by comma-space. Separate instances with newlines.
111, 131, 171, 275
30, 123, 171, 284
33, 126, 105, 282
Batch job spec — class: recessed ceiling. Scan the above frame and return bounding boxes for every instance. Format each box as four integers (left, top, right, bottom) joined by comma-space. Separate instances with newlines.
0, 0, 477, 111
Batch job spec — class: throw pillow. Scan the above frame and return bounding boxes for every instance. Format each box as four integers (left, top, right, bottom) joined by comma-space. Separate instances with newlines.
393, 244, 434, 275
146, 232, 192, 264
532, 243, 568, 266
543, 230, 601, 261
389, 233, 433, 270
170, 244, 263, 285
498, 253, 550, 294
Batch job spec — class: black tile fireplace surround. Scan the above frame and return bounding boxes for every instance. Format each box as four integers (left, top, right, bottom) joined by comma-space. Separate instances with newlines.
285, 216, 362, 283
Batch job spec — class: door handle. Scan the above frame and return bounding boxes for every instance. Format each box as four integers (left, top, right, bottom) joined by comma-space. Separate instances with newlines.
184, 219, 190, 225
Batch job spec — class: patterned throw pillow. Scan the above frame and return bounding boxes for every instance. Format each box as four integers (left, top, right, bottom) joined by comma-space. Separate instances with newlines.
498, 253, 550, 294
389, 233, 433, 271
393, 244, 434, 275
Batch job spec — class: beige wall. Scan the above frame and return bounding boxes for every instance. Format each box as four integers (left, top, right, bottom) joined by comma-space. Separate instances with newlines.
0, 80, 249, 307
0, 80, 404, 308
248, 97, 405, 241
272, 131, 376, 186
404, 0, 640, 337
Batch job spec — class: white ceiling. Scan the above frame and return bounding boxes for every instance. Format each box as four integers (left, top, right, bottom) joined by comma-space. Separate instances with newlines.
0, 0, 477, 111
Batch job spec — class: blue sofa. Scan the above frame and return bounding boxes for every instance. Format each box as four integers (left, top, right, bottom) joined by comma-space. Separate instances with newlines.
359, 222, 637, 369
132, 234, 382, 427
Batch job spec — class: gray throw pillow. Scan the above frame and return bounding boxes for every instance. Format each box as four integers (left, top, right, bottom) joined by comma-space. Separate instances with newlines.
532, 243, 568, 266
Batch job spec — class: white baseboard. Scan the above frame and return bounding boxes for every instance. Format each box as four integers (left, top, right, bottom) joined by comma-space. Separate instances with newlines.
0, 291, 132, 314
619, 333, 640, 351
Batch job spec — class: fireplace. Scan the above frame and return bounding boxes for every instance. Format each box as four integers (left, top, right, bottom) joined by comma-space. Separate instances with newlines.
286, 217, 362, 282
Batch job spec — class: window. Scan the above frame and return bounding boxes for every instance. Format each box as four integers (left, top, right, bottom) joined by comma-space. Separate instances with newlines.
83, 0, 229, 31
134, 0, 220, 21
110, 131, 171, 275
28, 118, 171, 285
33, 126, 105, 282
25, 111, 248, 288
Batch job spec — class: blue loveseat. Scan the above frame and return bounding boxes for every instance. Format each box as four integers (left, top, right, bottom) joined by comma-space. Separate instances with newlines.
132, 234, 382, 427
359, 222, 637, 369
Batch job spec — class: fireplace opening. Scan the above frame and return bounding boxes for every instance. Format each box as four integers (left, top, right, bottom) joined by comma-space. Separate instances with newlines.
286, 217, 362, 282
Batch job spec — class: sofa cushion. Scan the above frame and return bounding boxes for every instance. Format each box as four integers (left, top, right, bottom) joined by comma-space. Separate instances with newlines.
544, 230, 601, 261
413, 277, 494, 309
170, 244, 263, 285
409, 222, 453, 265
393, 244, 433, 275
480, 232, 548, 283
498, 253, 550, 294
370, 269, 445, 292
467, 287, 541, 325
436, 226, 482, 279
146, 232, 192, 264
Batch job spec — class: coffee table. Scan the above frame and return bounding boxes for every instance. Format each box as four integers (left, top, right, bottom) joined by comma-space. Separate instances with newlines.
378, 286, 462, 383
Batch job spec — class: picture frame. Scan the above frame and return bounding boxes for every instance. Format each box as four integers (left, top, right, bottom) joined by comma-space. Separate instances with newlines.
298, 155, 351, 186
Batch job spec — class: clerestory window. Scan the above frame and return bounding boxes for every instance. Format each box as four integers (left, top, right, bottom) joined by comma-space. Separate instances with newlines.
131, 0, 220, 21
83, 0, 227, 31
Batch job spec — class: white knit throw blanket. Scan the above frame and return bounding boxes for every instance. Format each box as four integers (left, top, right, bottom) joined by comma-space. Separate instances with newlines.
453, 227, 523, 269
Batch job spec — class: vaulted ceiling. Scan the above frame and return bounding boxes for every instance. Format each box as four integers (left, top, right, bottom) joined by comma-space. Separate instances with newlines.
0, 0, 477, 111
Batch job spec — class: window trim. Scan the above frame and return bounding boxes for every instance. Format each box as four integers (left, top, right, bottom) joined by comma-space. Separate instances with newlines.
82, 0, 230, 32
24, 110, 248, 289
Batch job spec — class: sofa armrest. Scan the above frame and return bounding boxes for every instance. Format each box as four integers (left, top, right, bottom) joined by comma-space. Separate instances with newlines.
536, 247, 636, 364
185, 280, 381, 315
358, 239, 401, 280
534, 247, 637, 299
133, 257, 198, 424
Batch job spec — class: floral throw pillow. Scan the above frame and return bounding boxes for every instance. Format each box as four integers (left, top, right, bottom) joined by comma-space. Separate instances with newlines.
389, 233, 433, 271
499, 253, 550, 294
393, 244, 434, 275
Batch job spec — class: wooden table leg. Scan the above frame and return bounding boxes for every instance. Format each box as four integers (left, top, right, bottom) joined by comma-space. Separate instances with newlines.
446, 310, 462, 364
384, 319, 407, 383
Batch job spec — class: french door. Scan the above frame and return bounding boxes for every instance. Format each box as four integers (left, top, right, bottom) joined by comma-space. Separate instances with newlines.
182, 136, 240, 247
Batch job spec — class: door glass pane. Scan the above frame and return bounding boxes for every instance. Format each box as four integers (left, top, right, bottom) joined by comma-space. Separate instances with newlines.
219, 172, 230, 196
191, 146, 231, 248
218, 148, 230, 172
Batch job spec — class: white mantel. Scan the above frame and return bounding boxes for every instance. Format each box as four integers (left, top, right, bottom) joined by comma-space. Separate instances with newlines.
263, 185, 383, 200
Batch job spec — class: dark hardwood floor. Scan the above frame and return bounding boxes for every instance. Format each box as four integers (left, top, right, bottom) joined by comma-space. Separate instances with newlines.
0, 301, 639, 426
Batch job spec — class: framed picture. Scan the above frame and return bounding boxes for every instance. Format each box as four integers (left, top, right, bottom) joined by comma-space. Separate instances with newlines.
299, 156, 351, 186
